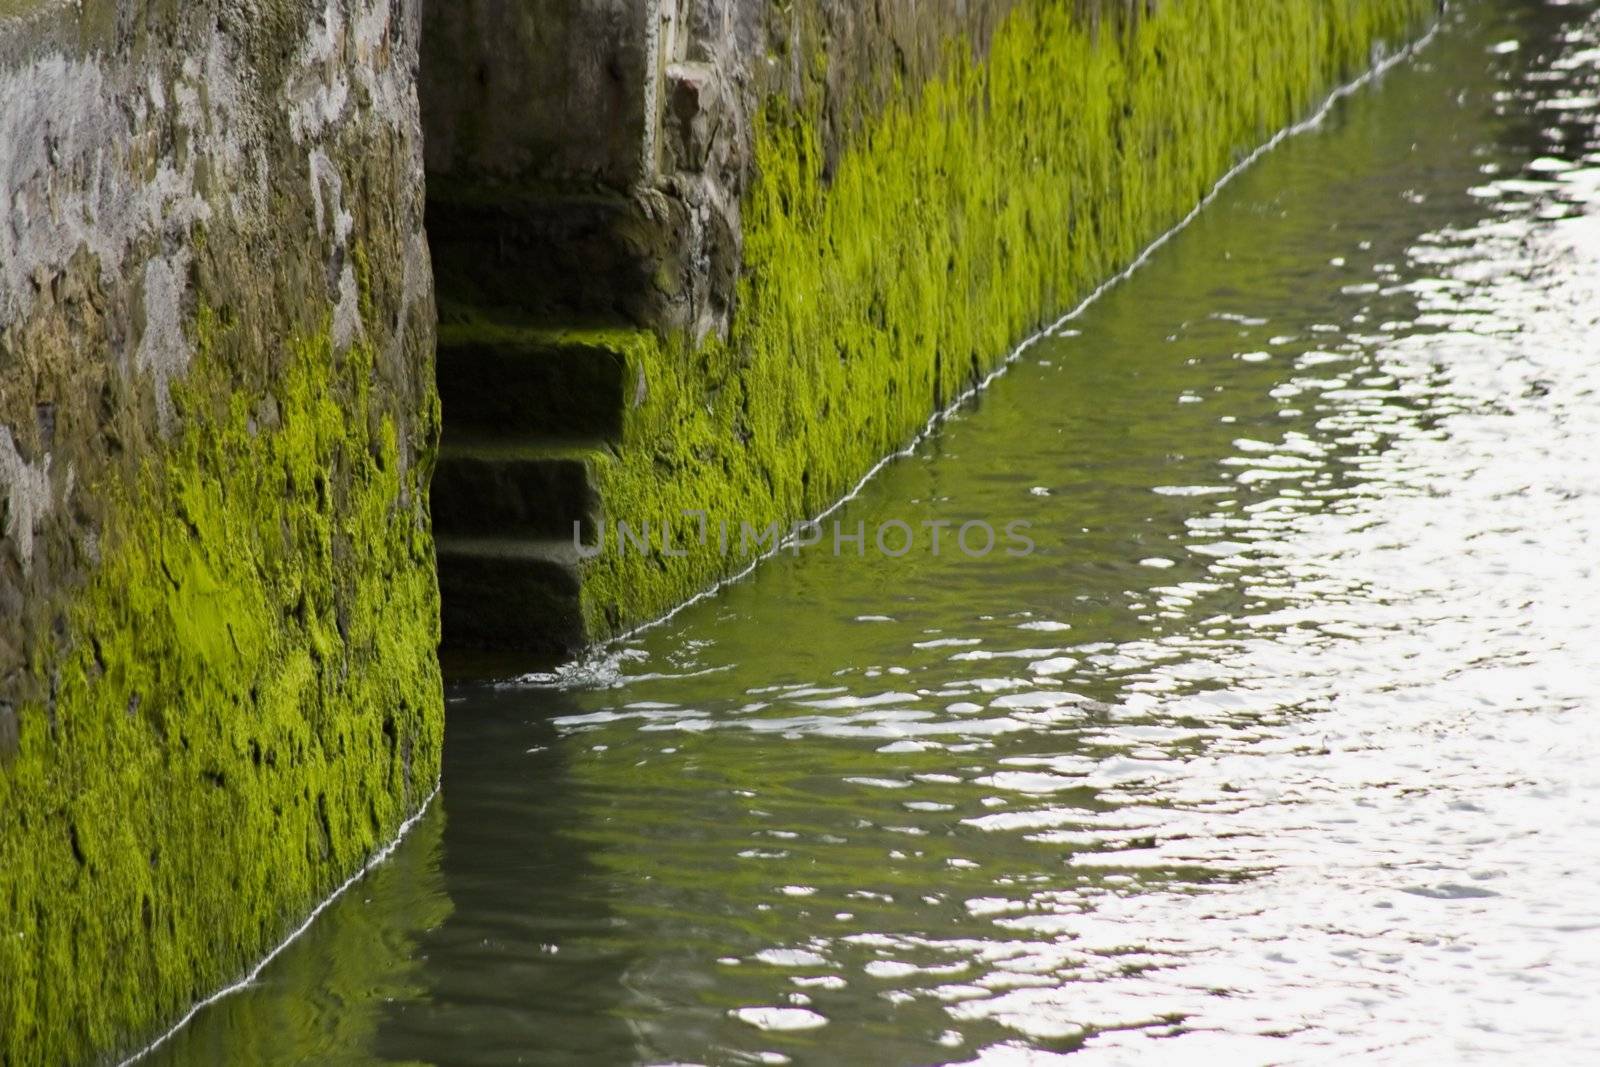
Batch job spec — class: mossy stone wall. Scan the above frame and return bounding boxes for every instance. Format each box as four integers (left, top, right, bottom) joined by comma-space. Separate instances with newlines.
0, 1, 441, 1063
574, 0, 1435, 637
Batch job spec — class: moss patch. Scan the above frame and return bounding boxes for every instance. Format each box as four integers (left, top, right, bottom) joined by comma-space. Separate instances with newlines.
577, 0, 1433, 636
0, 310, 443, 1065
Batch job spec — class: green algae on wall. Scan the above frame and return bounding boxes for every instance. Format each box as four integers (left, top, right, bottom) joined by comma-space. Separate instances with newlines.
0, 311, 443, 1066
144, 802, 453, 1064
1, 0, 439, 1059
576, 0, 1433, 637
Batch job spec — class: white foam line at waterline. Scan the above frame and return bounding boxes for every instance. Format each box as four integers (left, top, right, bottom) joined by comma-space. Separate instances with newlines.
117, 780, 442, 1066
510, 19, 1443, 685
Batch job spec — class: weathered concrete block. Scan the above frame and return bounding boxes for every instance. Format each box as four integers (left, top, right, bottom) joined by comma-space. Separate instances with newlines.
420, 0, 658, 193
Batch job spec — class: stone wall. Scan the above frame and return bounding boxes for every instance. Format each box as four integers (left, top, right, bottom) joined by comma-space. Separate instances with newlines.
418, 0, 1435, 655
418, 0, 1028, 336
0, 1, 442, 1062
580, 0, 1437, 639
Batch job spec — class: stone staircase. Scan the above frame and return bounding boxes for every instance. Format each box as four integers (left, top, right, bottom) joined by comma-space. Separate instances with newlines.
425, 209, 649, 659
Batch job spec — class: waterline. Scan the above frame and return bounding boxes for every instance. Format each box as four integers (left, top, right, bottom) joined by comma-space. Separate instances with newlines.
117, 781, 442, 1066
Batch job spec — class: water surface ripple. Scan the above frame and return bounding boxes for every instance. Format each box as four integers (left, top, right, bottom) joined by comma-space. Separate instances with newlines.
154, 2, 1600, 1063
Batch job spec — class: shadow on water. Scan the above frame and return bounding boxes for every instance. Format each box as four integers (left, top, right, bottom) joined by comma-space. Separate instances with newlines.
141, 686, 637, 1067
371, 685, 641, 1066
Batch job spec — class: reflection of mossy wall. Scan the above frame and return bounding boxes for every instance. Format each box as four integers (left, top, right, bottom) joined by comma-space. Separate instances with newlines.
578, 0, 1433, 636
0, 2, 441, 1063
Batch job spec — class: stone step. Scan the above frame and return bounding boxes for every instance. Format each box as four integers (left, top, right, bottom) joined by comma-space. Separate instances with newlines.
434, 536, 586, 654
435, 320, 637, 440
430, 437, 610, 541
426, 191, 665, 325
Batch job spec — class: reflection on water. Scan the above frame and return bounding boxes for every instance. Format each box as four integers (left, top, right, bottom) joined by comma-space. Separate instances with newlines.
149, 1, 1600, 1062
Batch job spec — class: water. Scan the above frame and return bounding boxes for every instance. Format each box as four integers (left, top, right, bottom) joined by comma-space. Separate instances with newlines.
151, 2, 1600, 1063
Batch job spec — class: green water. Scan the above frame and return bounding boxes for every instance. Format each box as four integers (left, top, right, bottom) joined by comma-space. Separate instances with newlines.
149, 1, 1600, 1062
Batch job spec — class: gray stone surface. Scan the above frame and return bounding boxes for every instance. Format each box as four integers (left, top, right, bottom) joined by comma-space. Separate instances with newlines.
0, 0, 436, 713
